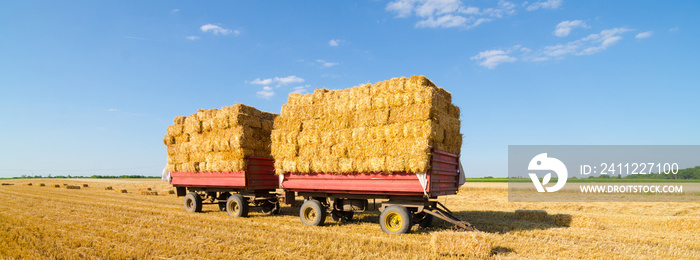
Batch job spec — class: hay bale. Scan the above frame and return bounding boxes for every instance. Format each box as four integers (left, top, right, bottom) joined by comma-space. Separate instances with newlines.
553, 214, 572, 227
82, 184, 89, 188
115, 189, 127, 193
1, 183, 13, 186
104, 186, 113, 190
430, 231, 492, 258
39, 183, 46, 187
66, 185, 81, 190
141, 191, 158, 195
271, 76, 461, 175
514, 209, 548, 222
160, 189, 175, 195
23, 183, 32, 186
164, 103, 278, 173
62, 183, 68, 186
53, 184, 60, 188
138, 187, 152, 192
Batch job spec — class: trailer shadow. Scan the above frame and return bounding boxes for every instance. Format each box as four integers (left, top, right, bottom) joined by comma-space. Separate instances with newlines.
268, 202, 572, 234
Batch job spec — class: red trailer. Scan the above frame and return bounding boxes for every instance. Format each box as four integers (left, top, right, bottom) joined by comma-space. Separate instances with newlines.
170, 157, 280, 217
280, 149, 476, 234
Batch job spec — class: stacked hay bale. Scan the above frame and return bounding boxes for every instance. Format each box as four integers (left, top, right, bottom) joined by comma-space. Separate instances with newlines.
271, 76, 461, 174
164, 104, 278, 173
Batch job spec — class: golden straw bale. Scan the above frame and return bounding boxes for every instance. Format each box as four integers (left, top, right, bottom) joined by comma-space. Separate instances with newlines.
174, 116, 186, 125
184, 114, 201, 134
430, 231, 492, 258
138, 188, 152, 192
141, 191, 158, 195
53, 184, 60, 188
166, 125, 183, 136
66, 185, 80, 190
82, 184, 88, 188
1, 183, 13, 186
515, 209, 548, 222
116, 189, 128, 193
104, 186, 113, 190
39, 183, 46, 187
160, 189, 175, 195
23, 183, 32, 186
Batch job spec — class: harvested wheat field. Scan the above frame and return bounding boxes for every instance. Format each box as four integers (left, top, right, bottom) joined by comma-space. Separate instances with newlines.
1, 179, 698, 259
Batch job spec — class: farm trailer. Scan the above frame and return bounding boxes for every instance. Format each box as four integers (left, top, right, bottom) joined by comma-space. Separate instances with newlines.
170, 157, 281, 217
280, 149, 476, 234
170, 150, 476, 234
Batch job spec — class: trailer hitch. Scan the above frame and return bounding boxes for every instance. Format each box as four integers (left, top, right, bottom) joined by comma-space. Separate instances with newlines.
422, 201, 479, 232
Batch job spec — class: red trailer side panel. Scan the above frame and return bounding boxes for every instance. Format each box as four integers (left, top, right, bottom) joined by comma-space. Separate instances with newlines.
281, 150, 460, 197
170, 157, 277, 190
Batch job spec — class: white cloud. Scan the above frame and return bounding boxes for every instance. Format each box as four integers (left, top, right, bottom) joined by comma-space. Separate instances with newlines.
526, 0, 562, 11
186, 36, 200, 40
108, 108, 118, 112
635, 31, 653, 39
669, 27, 679, 33
292, 85, 310, 94
529, 27, 631, 61
471, 49, 517, 69
274, 75, 305, 85
386, 0, 516, 29
171, 9, 180, 13
328, 39, 341, 46
316, 59, 339, 68
415, 14, 468, 28
554, 20, 588, 37
256, 86, 275, 99
200, 24, 238, 35
250, 78, 274, 85
473, 27, 632, 68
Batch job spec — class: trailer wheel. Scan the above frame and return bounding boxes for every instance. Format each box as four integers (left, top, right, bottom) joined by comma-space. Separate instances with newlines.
184, 192, 202, 213
331, 210, 354, 222
416, 213, 434, 228
300, 200, 326, 226
226, 194, 249, 217
380, 205, 411, 234
218, 202, 226, 211
260, 200, 279, 215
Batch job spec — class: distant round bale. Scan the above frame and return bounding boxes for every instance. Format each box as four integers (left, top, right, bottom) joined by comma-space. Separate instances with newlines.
66, 185, 81, 190
39, 183, 46, 187
104, 186, 113, 190
82, 184, 89, 188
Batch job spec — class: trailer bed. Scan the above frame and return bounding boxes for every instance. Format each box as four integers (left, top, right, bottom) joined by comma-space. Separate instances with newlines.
280, 150, 461, 197
170, 157, 277, 190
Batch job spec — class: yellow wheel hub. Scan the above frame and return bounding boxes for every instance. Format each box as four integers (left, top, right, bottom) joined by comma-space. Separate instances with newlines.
304, 207, 316, 221
385, 212, 403, 232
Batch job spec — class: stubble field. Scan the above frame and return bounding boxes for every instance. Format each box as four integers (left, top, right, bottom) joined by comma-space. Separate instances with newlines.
1, 179, 699, 259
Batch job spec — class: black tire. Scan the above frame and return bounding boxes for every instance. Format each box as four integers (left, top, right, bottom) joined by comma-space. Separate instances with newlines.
300, 199, 326, 226
184, 192, 202, 213
380, 205, 412, 234
417, 213, 434, 228
260, 200, 279, 215
331, 210, 354, 222
226, 194, 249, 217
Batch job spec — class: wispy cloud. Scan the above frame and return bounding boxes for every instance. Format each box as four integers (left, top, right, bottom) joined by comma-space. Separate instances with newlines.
471, 48, 518, 69
200, 24, 239, 36
256, 86, 275, 99
669, 27, 679, 33
185, 36, 200, 40
328, 39, 341, 46
473, 27, 633, 68
107, 108, 118, 112
171, 9, 180, 13
316, 59, 338, 68
292, 85, 310, 94
386, 0, 516, 29
635, 31, 653, 39
526, 0, 562, 11
554, 20, 588, 37
249, 75, 305, 87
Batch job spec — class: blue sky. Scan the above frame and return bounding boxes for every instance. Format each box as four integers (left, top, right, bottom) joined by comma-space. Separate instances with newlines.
1, 0, 698, 178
